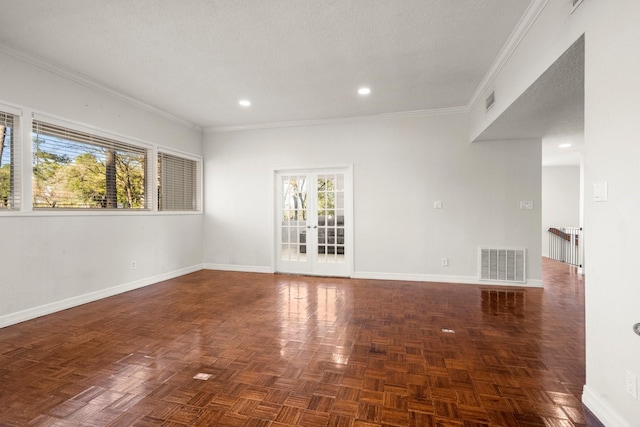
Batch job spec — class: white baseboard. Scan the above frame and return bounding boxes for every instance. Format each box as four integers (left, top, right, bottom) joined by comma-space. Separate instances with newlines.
199, 265, 542, 287
582, 385, 631, 427
354, 271, 474, 283
203, 263, 274, 274
0, 264, 204, 329
353, 271, 543, 288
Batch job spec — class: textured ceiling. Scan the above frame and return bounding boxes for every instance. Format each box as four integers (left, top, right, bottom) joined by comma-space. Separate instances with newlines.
0, 0, 533, 130
475, 35, 585, 166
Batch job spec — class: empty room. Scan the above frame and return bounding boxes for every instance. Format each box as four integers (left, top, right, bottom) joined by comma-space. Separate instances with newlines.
0, 1, 639, 426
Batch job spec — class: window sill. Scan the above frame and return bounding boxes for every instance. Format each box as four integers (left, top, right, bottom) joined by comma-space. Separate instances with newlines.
0, 209, 203, 217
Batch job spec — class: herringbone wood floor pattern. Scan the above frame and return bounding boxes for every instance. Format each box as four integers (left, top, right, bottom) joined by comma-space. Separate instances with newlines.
0, 258, 602, 426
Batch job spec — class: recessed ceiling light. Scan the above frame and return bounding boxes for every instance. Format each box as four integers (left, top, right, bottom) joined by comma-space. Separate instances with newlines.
559, 143, 572, 148
358, 87, 371, 96
239, 99, 251, 107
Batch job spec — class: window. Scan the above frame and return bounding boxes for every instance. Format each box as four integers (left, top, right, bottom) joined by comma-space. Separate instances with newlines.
158, 152, 201, 211
32, 120, 148, 209
0, 110, 20, 210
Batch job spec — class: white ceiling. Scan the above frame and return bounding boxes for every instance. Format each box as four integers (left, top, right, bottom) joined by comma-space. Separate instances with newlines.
0, 0, 533, 130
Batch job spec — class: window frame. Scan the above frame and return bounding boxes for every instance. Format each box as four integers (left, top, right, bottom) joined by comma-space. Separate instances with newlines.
0, 104, 22, 212
156, 147, 203, 213
0, 108, 202, 217
29, 113, 154, 212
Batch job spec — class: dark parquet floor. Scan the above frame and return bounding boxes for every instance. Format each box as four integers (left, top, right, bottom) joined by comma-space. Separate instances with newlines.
0, 258, 603, 426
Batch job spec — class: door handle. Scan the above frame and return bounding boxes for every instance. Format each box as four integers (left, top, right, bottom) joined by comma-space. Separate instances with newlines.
306, 225, 318, 229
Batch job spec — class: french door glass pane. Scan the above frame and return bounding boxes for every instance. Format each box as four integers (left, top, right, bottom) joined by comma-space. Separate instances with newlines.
317, 174, 345, 264
280, 176, 307, 262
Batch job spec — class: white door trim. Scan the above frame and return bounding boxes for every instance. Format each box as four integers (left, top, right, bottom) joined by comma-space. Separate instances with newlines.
273, 165, 354, 277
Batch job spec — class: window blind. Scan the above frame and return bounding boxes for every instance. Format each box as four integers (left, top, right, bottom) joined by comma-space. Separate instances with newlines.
0, 111, 20, 210
158, 152, 201, 211
32, 120, 148, 209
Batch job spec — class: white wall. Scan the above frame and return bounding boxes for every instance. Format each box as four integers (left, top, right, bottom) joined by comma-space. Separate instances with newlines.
470, 1, 640, 425
541, 166, 580, 257
583, 1, 640, 425
203, 113, 542, 286
0, 51, 204, 327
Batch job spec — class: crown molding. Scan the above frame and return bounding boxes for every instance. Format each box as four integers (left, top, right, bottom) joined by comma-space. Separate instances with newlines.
466, 0, 550, 110
0, 42, 201, 131
204, 106, 469, 134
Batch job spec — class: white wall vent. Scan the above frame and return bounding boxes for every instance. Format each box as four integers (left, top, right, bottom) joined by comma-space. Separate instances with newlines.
485, 91, 495, 111
479, 248, 526, 283
570, 0, 584, 14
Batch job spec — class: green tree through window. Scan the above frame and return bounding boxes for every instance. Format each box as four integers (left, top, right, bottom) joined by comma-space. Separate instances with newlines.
0, 111, 18, 209
317, 177, 336, 217
32, 121, 147, 209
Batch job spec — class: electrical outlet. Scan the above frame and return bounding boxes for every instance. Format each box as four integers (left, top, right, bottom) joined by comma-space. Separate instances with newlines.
626, 370, 637, 399
441, 258, 449, 267
131, 261, 137, 270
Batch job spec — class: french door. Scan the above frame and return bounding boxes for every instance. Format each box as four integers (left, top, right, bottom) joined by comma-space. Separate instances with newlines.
275, 167, 353, 277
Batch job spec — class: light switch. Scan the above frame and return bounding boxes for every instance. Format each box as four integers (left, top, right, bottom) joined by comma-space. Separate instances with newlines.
434, 201, 442, 209
519, 201, 534, 210
594, 182, 608, 202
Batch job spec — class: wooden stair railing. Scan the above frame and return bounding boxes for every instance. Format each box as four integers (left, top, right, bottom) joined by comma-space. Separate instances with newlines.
548, 227, 579, 246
